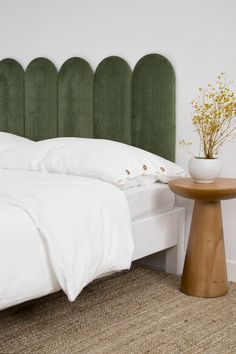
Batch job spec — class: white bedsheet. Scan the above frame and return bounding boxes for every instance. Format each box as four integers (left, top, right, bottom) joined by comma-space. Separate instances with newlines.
124, 183, 175, 221
0, 170, 133, 310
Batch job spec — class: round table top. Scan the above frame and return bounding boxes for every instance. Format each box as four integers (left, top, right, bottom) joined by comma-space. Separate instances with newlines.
168, 177, 236, 201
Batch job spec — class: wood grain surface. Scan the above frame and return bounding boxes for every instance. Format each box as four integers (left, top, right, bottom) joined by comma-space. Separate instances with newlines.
181, 200, 228, 297
169, 177, 236, 297
169, 177, 236, 201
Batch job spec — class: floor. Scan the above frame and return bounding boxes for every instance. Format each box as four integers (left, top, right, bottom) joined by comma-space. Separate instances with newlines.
0, 265, 236, 354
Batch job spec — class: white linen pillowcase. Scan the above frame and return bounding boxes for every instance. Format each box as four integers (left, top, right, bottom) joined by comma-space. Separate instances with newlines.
0, 137, 185, 187
0, 132, 31, 152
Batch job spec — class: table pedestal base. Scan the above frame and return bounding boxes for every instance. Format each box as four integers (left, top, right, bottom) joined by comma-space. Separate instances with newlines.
181, 200, 228, 297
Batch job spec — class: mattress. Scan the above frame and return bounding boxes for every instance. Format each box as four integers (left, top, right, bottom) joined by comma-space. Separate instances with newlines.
124, 182, 175, 221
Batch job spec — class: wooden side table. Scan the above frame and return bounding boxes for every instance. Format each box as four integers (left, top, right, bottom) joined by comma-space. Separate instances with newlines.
168, 178, 236, 298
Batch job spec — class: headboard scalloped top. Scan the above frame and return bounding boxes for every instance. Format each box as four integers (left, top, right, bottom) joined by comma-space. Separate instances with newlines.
0, 54, 175, 161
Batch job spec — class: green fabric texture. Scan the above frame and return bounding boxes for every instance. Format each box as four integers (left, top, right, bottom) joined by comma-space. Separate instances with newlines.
0, 55, 175, 161
132, 54, 176, 161
94, 56, 132, 144
58, 57, 93, 138
25, 58, 58, 140
0, 59, 24, 136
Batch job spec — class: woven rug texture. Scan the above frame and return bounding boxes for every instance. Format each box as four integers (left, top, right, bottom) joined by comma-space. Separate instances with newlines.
0, 266, 236, 354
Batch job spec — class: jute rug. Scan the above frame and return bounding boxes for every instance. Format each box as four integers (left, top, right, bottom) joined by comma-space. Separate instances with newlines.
0, 266, 236, 354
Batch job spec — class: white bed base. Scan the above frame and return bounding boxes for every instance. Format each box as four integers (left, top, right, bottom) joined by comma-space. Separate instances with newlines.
132, 207, 186, 275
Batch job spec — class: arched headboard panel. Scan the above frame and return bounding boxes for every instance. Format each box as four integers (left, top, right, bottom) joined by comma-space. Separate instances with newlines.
58, 57, 93, 138
25, 58, 58, 141
0, 59, 24, 136
94, 56, 132, 144
132, 54, 175, 161
0, 54, 176, 161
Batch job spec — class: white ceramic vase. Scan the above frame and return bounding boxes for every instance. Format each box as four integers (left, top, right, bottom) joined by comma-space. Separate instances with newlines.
188, 157, 222, 183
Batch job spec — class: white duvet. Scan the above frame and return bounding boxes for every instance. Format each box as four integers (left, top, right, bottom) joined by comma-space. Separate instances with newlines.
0, 169, 133, 308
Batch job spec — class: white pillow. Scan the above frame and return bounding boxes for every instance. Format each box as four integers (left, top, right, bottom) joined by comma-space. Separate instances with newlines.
0, 132, 31, 152
0, 138, 185, 187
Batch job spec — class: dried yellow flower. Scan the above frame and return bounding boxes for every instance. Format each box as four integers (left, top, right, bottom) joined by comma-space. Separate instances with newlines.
180, 73, 236, 159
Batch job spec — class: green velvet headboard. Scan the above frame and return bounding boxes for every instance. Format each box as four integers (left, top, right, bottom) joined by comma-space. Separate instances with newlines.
0, 54, 175, 161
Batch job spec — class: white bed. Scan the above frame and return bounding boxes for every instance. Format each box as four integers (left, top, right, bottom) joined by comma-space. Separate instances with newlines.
0, 171, 185, 310
0, 53, 184, 311
0, 134, 185, 310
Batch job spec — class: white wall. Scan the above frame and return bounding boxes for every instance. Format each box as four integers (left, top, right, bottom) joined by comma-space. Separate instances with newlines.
1, 0, 236, 280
